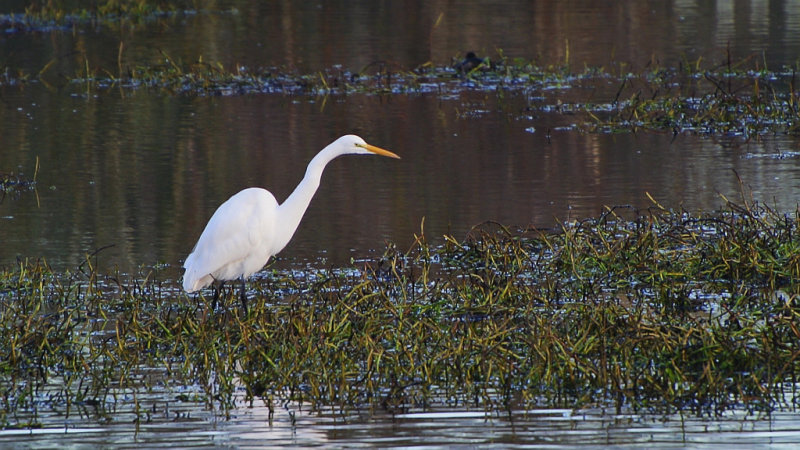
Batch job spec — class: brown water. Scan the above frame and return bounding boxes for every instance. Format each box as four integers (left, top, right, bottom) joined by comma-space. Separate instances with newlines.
3, 1, 800, 446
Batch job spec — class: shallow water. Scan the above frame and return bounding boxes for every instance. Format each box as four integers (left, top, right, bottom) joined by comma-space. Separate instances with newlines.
2, 1, 800, 446
5, 394, 800, 448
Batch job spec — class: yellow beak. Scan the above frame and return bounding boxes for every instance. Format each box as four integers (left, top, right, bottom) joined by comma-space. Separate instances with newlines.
357, 142, 401, 159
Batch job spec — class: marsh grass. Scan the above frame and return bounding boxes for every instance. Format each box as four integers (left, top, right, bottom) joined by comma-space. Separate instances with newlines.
5, 3, 799, 137
52, 47, 800, 137
589, 53, 800, 136
2, 196, 799, 428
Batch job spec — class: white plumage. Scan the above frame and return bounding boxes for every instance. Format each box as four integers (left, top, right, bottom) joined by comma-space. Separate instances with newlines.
183, 187, 278, 292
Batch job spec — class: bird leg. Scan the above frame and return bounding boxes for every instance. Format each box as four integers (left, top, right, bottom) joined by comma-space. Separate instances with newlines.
212, 280, 225, 310
239, 278, 249, 313
209, 279, 248, 312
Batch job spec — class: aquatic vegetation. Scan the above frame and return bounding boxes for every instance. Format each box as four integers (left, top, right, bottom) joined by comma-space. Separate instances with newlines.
0, 164, 37, 199
5, 1, 798, 137
1, 197, 799, 428
1, 0, 204, 31
3, 5, 799, 137
55, 47, 800, 137
584, 66, 800, 136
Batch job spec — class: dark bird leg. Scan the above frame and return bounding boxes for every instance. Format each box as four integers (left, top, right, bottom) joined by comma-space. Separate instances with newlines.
212, 280, 225, 310
239, 277, 249, 312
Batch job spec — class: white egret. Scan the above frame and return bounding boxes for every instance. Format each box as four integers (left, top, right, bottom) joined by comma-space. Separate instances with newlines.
182, 134, 400, 309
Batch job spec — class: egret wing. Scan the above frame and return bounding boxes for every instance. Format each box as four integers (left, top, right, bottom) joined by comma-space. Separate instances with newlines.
183, 188, 277, 291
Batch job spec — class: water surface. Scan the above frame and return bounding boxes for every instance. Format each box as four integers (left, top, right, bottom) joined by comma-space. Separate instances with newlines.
2, 1, 800, 446
2, 88, 799, 273
5, 396, 800, 448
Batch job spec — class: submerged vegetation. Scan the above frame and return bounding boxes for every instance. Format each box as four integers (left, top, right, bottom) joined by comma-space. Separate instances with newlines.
2, 197, 799, 428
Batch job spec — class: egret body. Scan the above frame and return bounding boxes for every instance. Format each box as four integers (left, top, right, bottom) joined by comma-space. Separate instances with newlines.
182, 134, 400, 307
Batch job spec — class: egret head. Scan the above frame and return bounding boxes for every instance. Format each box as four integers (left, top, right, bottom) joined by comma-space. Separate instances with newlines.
338, 134, 401, 159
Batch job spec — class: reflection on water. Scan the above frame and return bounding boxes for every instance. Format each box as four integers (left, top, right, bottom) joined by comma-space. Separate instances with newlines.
2, 88, 800, 273
2, 1, 799, 81
5, 396, 800, 448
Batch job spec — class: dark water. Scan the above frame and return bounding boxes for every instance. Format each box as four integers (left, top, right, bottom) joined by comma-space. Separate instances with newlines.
3, 1, 800, 445
4, 88, 800, 275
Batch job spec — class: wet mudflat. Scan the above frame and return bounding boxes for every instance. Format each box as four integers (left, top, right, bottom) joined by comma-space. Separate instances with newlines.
3, 1, 800, 447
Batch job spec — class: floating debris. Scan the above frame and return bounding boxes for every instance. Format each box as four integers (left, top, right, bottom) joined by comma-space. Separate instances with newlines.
0, 164, 37, 198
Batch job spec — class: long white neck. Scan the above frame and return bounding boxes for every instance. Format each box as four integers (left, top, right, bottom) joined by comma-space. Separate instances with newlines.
271, 144, 344, 255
